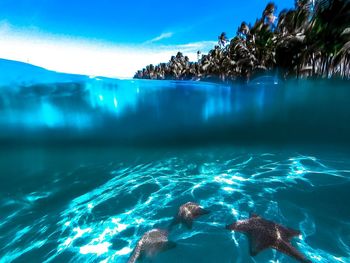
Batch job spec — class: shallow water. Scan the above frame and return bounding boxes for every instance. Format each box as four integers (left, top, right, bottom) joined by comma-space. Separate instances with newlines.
0, 78, 350, 262
1, 78, 349, 146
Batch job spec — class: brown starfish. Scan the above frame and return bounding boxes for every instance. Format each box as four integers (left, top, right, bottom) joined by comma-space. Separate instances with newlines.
226, 214, 311, 263
170, 202, 210, 229
128, 229, 176, 263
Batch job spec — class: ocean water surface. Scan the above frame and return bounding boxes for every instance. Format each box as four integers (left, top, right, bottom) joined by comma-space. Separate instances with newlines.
0, 78, 350, 262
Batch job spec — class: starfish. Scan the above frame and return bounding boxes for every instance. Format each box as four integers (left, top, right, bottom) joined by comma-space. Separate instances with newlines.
128, 229, 176, 263
170, 202, 210, 229
226, 214, 311, 263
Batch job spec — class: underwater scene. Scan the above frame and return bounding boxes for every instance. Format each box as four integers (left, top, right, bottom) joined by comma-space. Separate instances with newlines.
1, 0, 350, 262
1, 78, 350, 263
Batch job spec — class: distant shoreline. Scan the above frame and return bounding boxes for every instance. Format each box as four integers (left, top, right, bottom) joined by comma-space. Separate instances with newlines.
134, 0, 349, 82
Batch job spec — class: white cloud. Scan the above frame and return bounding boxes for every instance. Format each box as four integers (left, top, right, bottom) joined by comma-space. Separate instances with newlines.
0, 24, 215, 79
146, 32, 174, 43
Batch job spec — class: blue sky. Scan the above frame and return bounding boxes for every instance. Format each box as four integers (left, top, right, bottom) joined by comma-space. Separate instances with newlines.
0, 0, 294, 78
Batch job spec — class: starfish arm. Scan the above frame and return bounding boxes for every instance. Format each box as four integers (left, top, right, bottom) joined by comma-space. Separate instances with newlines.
164, 241, 177, 251
276, 240, 311, 263
127, 242, 143, 263
278, 225, 301, 240
194, 207, 210, 217
226, 220, 251, 232
231, 220, 253, 232
248, 234, 270, 256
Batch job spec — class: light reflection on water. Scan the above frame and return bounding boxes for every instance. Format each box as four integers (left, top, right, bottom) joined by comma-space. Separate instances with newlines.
1, 78, 350, 262
0, 79, 232, 131
1, 78, 349, 145
1, 149, 349, 262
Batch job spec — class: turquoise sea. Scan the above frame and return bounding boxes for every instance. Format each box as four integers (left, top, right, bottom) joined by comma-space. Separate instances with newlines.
0, 77, 349, 262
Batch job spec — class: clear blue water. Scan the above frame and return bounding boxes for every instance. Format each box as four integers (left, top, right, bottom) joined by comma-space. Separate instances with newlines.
0, 78, 350, 262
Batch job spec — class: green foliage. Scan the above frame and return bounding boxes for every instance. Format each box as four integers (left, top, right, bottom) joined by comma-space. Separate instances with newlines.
134, 0, 350, 81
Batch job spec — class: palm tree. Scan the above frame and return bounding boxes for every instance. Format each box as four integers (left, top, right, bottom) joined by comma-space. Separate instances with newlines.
238, 22, 250, 38
197, 50, 201, 62
262, 2, 277, 26
218, 32, 229, 48
134, 0, 349, 81
305, 0, 350, 77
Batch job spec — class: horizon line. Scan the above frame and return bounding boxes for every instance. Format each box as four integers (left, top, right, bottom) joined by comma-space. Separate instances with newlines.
0, 23, 216, 78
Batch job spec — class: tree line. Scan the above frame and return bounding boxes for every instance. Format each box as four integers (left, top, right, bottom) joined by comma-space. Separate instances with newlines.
134, 0, 349, 82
